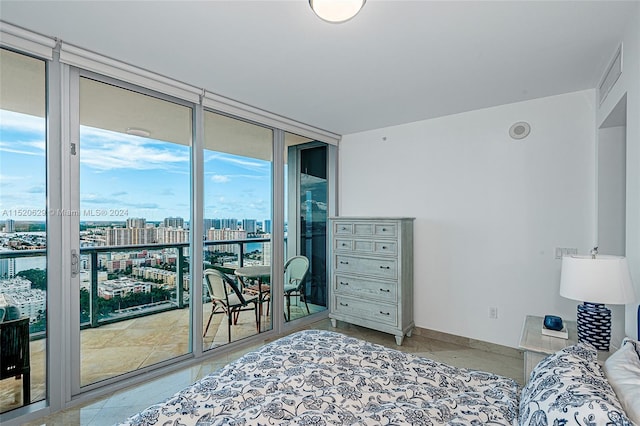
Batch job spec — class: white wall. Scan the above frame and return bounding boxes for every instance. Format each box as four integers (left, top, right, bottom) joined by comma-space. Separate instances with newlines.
598, 126, 626, 256
338, 90, 598, 348
597, 5, 640, 339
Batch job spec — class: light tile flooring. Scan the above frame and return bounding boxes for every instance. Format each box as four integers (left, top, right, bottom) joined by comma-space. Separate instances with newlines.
5, 309, 524, 426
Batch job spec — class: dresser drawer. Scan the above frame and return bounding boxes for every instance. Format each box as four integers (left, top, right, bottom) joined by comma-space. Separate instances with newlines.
335, 239, 397, 256
334, 255, 397, 279
334, 274, 397, 302
374, 223, 397, 237
335, 238, 353, 251
333, 295, 397, 326
334, 222, 354, 235
374, 241, 397, 255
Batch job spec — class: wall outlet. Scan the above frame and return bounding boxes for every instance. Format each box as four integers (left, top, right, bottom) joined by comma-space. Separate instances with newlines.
555, 247, 578, 259
489, 307, 498, 319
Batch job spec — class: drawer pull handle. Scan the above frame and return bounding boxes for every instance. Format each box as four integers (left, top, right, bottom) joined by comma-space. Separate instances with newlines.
382, 246, 387, 249
380, 288, 390, 292
341, 227, 347, 230
341, 243, 347, 247
379, 266, 390, 269
379, 311, 390, 316
340, 261, 349, 265
340, 302, 349, 307
340, 281, 349, 286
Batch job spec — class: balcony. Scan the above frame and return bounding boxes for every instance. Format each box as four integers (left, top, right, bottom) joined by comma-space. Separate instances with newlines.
0, 239, 323, 414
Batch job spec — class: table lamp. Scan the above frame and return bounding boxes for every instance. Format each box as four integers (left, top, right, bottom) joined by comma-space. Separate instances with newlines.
559, 250, 636, 351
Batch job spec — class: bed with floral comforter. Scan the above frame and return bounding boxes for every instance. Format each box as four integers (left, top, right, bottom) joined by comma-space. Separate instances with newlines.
118, 329, 520, 425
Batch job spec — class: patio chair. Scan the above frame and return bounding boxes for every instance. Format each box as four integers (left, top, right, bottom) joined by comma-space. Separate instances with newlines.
203, 269, 260, 342
0, 317, 30, 407
283, 256, 310, 321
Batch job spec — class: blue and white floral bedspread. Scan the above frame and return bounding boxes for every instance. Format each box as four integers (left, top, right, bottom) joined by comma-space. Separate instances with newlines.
118, 330, 520, 425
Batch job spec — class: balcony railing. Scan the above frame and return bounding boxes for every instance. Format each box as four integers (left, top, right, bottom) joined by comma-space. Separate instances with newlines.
0, 237, 271, 336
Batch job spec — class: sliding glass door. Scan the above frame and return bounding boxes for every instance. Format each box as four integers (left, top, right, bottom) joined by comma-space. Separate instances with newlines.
76, 76, 193, 389
0, 36, 337, 423
0, 49, 48, 413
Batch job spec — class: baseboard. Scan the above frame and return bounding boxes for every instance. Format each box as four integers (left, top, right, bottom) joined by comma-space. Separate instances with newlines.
412, 326, 523, 359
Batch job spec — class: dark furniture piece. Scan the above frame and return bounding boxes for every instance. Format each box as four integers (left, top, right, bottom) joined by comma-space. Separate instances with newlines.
203, 269, 260, 342
0, 317, 31, 407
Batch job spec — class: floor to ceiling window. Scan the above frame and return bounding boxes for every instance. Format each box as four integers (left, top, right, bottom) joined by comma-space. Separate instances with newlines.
0, 49, 47, 413
202, 111, 273, 349
77, 77, 193, 388
0, 27, 338, 424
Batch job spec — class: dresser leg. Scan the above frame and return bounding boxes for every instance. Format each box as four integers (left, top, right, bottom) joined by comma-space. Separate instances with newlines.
406, 328, 413, 337
395, 335, 404, 346
330, 318, 337, 328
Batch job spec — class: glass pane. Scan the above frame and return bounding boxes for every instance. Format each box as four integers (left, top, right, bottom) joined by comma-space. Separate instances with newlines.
79, 78, 192, 387
284, 135, 329, 322
0, 49, 47, 413
203, 111, 272, 349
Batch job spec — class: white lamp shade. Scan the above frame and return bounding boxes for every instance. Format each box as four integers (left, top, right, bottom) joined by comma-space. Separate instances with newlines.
309, 0, 366, 23
560, 255, 636, 304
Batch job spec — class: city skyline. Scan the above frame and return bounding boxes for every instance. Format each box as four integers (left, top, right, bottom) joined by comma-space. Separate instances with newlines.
1, 109, 272, 222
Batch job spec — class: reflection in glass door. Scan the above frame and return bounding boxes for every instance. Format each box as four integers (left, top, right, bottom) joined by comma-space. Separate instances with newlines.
77, 77, 192, 388
0, 49, 47, 413
299, 146, 328, 311
285, 136, 329, 322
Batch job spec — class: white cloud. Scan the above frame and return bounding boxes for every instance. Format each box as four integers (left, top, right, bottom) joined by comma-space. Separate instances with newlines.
79, 127, 189, 171
205, 152, 269, 173
0, 140, 45, 156
211, 175, 230, 183
0, 110, 45, 134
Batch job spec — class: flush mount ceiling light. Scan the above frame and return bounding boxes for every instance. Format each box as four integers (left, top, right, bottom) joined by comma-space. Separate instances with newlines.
309, 0, 366, 23
126, 127, 151, 138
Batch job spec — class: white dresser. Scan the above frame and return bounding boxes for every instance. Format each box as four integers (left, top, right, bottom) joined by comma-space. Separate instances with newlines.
329, 217, 414, 345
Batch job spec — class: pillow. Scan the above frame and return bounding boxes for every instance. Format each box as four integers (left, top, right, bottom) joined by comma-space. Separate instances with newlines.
604, 338, 640, 425
0, 293, 21, 322
519, 342, 633, 425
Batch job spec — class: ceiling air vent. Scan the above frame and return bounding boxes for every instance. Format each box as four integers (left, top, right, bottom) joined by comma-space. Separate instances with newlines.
599, 44, 622, 106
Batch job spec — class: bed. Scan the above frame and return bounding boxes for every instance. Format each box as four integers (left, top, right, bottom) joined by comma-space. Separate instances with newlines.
118, 329, 639, 426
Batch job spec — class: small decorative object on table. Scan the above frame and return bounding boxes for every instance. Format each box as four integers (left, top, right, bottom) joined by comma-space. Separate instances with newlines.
541, 314, 568, 339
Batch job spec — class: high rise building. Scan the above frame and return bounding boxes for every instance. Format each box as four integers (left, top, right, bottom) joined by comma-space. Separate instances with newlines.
0, 258, 17, 279
207, 228, 247, 254
126, 218, 146, 229
163, 217, 184, 228
219, 218, 238, 230
5, 219, 16, 233
157, 227, 189, 243
242, 219, 257, 233
262, 236, 272, 266
263, 219, 272, 233
106, 228, 132, 246
203, 219, 214, 237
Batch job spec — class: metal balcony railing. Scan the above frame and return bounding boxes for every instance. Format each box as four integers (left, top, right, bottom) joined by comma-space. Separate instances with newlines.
0, 237, 271, 337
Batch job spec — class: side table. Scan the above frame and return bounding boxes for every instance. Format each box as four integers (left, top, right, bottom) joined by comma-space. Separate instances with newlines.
519, 315, 577, 383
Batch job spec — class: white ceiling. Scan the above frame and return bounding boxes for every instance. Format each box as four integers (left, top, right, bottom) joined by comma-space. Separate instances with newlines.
0, 0, 636, 135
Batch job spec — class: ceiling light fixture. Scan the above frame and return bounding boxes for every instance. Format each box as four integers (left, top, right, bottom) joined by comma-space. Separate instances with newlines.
309, 0, 366, 23
126, 127, 151, 138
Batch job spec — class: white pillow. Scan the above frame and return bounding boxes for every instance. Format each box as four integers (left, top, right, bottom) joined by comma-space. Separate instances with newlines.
604, 338, 640, 425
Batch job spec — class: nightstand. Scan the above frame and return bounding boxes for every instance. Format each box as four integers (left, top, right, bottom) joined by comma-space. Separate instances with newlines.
519, 315, 612, 383
519, 315, 577, 383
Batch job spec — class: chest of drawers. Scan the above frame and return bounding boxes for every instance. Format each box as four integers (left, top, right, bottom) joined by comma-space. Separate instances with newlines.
329, 217, 414, 345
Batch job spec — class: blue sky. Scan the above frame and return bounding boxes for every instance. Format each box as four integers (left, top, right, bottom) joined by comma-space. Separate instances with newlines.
1, 110, 272, 223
